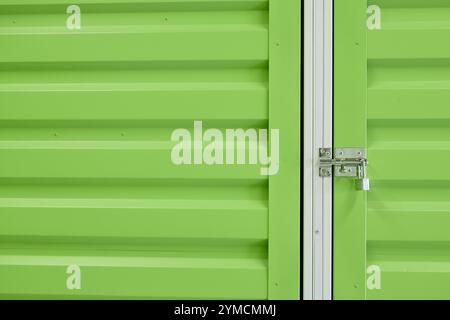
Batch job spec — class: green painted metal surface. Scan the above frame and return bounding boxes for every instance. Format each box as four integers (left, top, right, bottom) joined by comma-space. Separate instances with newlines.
0, 0, 300, 299
335, 0, 450, 299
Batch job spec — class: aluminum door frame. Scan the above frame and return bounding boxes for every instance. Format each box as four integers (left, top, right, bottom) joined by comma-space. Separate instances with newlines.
303, 0, 333, 300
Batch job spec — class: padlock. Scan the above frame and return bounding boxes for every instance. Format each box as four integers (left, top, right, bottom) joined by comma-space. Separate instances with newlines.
358, 178, 370, 191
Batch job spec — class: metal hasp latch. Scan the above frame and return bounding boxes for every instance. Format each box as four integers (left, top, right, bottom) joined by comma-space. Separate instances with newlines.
319, 148, 370, 191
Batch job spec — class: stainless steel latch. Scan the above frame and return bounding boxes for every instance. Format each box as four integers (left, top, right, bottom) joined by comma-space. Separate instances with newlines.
319, 148, 370, 191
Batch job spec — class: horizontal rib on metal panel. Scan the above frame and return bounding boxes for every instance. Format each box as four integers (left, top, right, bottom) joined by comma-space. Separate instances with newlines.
0, 0, 271, 299
367, 0, 450, 299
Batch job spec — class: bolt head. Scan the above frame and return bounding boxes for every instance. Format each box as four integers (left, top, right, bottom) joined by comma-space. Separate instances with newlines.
321, 168, 331, 177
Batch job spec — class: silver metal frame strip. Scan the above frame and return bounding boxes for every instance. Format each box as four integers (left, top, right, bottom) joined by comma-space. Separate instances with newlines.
303, 0, 333, 300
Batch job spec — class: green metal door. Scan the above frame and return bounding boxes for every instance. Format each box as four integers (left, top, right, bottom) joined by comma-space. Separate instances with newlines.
0, 0, 300, 299
335, 0, 450, 299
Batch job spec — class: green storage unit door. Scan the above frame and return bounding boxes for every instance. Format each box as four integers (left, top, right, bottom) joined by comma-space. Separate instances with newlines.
335, 0, 450, 299
0, 1, 300, 299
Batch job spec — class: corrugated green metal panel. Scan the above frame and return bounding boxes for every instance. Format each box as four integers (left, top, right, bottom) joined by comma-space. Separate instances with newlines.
367, 0, 450, 300
0, 0, 300, 299
336, 0, 450, 300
